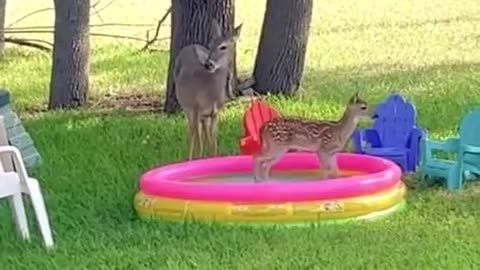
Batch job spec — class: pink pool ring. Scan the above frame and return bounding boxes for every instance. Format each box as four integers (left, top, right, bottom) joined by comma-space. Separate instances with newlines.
134, 152, 407, 224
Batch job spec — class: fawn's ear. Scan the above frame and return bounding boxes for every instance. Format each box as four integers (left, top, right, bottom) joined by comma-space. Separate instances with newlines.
210, 19, 223, 40
349, 91, 360, 104
193, 46, 209, 64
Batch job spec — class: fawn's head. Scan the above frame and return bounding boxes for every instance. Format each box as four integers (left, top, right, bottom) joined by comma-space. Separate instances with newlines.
194, 20, 243, 73
345, 91, 376, 123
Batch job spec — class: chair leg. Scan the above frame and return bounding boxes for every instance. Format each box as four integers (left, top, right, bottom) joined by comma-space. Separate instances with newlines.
458, 163, 466, 189
420, 171, 437, 186
407, 156, 417, 173
446, 165, 462, 190
464, 170, 475, 181
394, 156, 409, 172
27, 179, 54, 248
8, 194, 30, 240
420, 171, 427, 182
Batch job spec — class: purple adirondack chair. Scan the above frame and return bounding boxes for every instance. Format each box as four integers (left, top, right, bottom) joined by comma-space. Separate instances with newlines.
352, 94, 425, 172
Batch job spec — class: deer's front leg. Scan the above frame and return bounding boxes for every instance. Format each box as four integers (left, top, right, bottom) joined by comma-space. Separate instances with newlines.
187, 111, 203, 160
209, 112, 219, 156
201, 111, 219, 158
326, 154, 340, 178
317, 151, 331, 179
186, 113, 196, 161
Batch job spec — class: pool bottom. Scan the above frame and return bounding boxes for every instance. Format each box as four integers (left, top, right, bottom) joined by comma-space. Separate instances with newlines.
134, 181, 406, 225
183, 169, 365, 183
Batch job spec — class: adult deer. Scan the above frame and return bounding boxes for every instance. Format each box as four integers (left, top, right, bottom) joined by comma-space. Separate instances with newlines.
174, 20, 242, 160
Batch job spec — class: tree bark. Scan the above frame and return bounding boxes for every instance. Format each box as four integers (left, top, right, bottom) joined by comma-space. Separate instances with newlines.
48, 0, 90, 109
164, 0, 235, 114
253, 0, 313, 95
0, 0, 6, 58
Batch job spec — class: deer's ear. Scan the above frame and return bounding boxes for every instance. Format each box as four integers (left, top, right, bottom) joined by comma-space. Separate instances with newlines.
231, 23, 243, 41
349, 91, 359, 104
210, 19, 223, 40
193, 46, 209, 64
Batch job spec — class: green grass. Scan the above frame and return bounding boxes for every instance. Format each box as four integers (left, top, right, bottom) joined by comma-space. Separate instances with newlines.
1, 0, 480, 269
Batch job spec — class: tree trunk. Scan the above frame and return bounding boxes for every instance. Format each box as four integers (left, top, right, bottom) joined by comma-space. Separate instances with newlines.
0, 0, 6, 58
164, 0, 235, 114
48, 0, 90, 109
253, 0, 313, 95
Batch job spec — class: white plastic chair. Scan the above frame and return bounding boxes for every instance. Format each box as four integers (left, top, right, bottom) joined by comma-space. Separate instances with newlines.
0, 145, 54, 248
0, 118, 53, 249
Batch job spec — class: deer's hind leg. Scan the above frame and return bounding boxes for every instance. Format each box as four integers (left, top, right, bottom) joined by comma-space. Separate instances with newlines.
261, 149, 287, 180
254, 144, 288, 182
186, 110, 203, 160
253, 155, 268, 183
253, 141, 272, 182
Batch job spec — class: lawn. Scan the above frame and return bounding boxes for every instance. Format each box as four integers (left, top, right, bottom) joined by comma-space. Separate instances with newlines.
1, 0, 480, 269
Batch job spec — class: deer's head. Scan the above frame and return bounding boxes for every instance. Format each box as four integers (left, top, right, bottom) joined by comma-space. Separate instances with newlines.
346, 91, 377, 123
194, 19, 243, 73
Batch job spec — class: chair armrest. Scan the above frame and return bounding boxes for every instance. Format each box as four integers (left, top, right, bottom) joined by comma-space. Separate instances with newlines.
421, 137, 459, 165
424, 138, 459, 152
406, 127, 426, 167
460, 145, 480, 155
0, 145, 30, 184
408, 127, 426, 150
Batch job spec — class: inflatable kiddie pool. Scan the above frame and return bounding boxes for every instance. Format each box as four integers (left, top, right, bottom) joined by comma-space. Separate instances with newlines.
134, 152, 406, 225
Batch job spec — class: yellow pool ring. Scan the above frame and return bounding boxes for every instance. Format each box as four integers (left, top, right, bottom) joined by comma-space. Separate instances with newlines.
134, 181, 406, 224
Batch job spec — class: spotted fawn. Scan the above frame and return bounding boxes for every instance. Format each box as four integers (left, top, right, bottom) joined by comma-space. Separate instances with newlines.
253, 92, 376, 182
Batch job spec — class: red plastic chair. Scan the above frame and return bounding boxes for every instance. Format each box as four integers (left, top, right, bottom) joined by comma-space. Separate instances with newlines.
239, 100, 280, 155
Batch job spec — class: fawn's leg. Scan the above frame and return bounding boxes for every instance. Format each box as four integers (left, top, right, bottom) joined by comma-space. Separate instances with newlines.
326, 154, 340, 178
259, 147, 288, 181
253, 156, 263, 182
317, 151, 331, 179
253, 141, 276, 182
254, 154, 270, 182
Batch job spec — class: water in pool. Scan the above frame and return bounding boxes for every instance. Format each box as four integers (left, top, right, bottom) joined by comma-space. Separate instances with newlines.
185, 169, 365, 183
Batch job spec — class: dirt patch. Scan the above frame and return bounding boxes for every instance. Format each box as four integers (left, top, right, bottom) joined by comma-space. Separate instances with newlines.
20, 91, 258, 119
89, 92, 163, 112
21, 92, 164, 116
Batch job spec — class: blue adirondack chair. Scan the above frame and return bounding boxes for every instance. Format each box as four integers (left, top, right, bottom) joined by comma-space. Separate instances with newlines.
352, 94, 425, 172
420, 108, 480, 190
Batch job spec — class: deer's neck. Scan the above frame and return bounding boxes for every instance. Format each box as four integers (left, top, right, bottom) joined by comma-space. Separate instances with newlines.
335, 109, 359, 143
